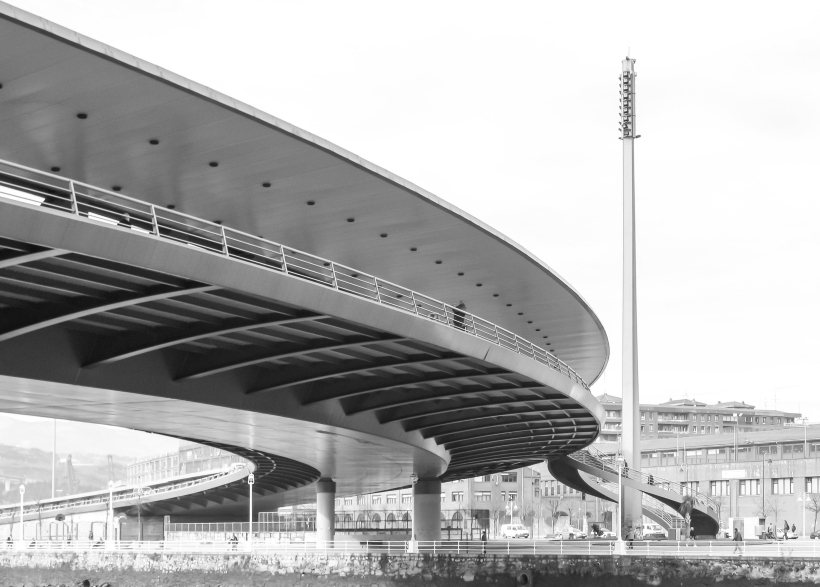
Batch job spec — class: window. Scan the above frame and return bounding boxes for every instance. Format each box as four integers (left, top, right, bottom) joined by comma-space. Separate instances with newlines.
452, 491, 464, 502
534, 485, 540, 497
386, 494, 397, 504
344, 498, 353, 505
701, 426, 705, 433
641, 412, 645, 420
474, 475, 491, 482
500, 491, 506, 501
771, 478, 793, 495
335, 498, 341, 506
739, 479, 760, 495
441, 492, 446, 503
474, 491, 492, 501
402, 494, 412, 504
508, 491, 518, 501
807, 478, 820, 494
649, 424, 654, 432
755, 417, 760, 424
606, 410, 622, 418
501, 473, 518, 483
710, 480, 730, 496
372, 495, 382, 505
641, 425, 645, 432
763, 417, 767, 425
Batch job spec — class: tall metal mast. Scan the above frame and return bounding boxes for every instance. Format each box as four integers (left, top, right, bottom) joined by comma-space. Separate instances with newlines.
619, 56, 642, 533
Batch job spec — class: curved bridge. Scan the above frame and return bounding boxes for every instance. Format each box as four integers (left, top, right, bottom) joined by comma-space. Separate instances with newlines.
0, 158, 603, 504
549, 446, 719, 536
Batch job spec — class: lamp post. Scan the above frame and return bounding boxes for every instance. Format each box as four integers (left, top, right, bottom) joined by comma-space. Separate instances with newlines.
798, 492, 807, 539
107, 480, 114, 545
248, 472, 255, 544
136, 486, 144, 542
19, 484, 25, 541
616, 455, 624, 541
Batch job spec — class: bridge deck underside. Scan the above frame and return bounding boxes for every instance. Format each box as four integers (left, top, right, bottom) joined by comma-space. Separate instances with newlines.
0, 231, 598, 497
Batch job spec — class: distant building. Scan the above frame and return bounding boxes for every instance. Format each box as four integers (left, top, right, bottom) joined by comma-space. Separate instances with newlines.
126, 442, 247, 486
595, 394, 800, 443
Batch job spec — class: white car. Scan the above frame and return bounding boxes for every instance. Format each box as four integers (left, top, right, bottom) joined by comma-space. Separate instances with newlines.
565, 526, 587, 539
500, 524, 530, 539
598, 530, 616, 539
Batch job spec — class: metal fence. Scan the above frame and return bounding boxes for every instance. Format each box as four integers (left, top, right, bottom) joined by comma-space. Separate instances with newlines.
0, 158, 589, 391
4, 539, 820, 558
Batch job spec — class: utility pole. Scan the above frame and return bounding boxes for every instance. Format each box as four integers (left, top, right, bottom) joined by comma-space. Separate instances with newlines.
51, 420, 56, 499
619, 54, 643, 529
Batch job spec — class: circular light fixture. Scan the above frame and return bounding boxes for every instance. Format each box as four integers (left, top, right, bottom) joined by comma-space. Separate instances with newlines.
347, 218, 355, 223
410, 247, 417, 252
517, 312, 523, 316
527, 321, 532, 324
535, 329, 540, 332
493, 294, 499, 297
476, 283, 482, 287
76, 113, 88, 119
543, 336, 548, 339
166, 204, 176, 210
112, 186, 122, 192
149, 139, 160, 145
50, 166, 60, 173
458, 272, 464, 276
209, 161, 219, 167
506, 304, 512, 307
435, 260, 442, 264
380, 233, 388, 238
262, 182, 271, 188
307, 201, 315, 206
214, 220, 223, 225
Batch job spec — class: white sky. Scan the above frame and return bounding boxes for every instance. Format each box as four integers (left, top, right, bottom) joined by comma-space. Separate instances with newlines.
7, 1, 820, 418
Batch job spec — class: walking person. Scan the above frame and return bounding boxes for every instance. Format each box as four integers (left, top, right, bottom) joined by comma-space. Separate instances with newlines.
733, 527, 744, 556
453, 301, 467, 331
689, 525, 696, 546
481, 530, 487, 555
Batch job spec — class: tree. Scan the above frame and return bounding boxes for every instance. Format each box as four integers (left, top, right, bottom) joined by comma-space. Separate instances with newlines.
751, 495, 774, 526
544, 497, 562, 533
806, 494, 820, 532
488, 499, 505, 538
678, 494, 695, 530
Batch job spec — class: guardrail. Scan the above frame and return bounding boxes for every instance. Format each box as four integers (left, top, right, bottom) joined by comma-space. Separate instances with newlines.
597, 478, 687, 530
0, 466, 249, 521
572, 445, 719, 514
0, 158, 589, 391
3, 539, 820, 558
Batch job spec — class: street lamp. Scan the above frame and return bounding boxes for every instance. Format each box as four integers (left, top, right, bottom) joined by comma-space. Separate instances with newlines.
616, 454, 624, 542
248, 471, 255, 544
136, 486, 144, 542
19, 484, 25, 541
798, 492, 807, 539
107, 480, 114, 545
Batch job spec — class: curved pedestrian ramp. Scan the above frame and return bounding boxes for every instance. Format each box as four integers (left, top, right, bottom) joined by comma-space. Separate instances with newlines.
549, 445, 719, 536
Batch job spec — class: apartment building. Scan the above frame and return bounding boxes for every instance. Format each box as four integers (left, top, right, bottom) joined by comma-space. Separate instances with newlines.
596, 394, 800, 443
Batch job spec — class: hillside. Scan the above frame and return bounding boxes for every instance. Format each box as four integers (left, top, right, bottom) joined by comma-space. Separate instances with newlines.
0, 444, 129, 505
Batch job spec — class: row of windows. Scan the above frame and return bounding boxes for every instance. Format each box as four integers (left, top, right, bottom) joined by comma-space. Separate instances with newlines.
638, 443, 820, 466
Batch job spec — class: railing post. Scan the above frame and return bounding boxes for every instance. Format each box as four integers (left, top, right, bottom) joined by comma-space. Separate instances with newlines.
330, 263, 338, 289
68, 181, 78, 214
281, 245, 289, 274
150, 205, 160, 237
492, 324, 500, 344
410, 291, 419, 315
220, 226, 229, 256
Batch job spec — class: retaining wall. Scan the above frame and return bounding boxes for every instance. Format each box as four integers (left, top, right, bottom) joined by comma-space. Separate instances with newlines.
5, 552, 820, 587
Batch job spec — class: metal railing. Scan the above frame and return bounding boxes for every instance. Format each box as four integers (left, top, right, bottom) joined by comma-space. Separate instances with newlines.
0, 466, 249, 521
3, 538, 820, 558
570, 445, 719, 514
597, 478, 687, 530
0, 158, 589, 391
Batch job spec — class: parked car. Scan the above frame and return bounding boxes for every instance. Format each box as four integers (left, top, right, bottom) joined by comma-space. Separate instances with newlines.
500, 524, 530, 539
785, 530, 798, 540
639, 524, 667, 540
811, 530, 820, 540
565, 527, 587, 539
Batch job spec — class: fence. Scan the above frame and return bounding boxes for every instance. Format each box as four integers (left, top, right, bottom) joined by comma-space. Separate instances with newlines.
4, 539, 820, 558
0, 158, 589, 391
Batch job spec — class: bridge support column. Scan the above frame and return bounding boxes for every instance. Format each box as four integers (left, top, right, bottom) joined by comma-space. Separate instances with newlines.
412, 477, 441, 543
316, 478, 336, 546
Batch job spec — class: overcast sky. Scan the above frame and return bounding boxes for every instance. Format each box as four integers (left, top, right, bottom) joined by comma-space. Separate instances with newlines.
6, 1, 820, 422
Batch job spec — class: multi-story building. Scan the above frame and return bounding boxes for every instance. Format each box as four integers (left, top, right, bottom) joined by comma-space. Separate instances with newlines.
126, 442, 247, 486
595, 394, 800, 443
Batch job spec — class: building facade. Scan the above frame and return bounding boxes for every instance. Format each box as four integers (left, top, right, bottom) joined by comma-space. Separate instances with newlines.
126, 442, 247, 486
596, 394, 800, 443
